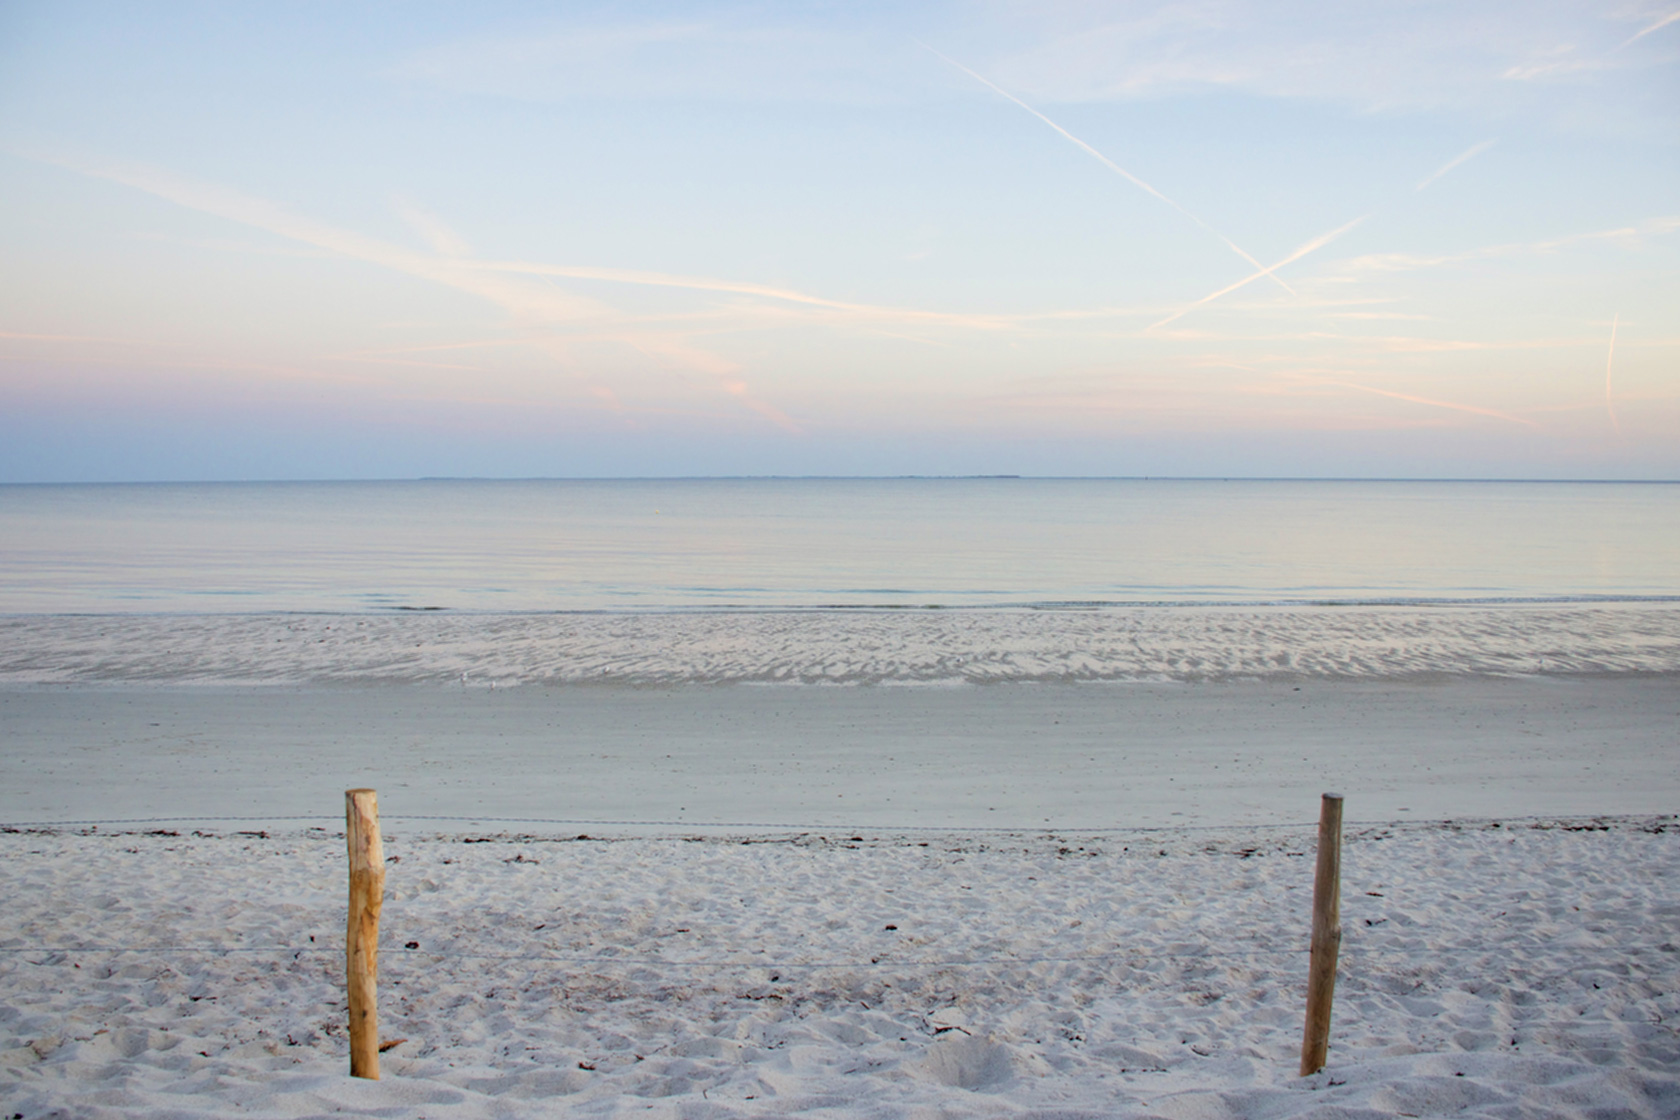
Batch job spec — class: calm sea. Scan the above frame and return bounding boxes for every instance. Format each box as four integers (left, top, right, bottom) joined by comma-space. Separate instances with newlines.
1, 478, 1675, 614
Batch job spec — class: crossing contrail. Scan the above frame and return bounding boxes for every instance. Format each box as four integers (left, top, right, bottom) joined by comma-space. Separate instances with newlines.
1150, 216, 1365, 329
922, 43, 1294, 295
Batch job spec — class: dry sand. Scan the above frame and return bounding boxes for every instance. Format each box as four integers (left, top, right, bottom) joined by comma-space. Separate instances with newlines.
2, 676, 1678, 1117
2, 819, 1676, 1118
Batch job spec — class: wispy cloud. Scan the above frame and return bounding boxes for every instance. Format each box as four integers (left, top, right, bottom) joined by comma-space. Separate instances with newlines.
462, 259, 1018, 330
1617, 8, 1680, 49
31, 150, 612, 323
1416, 140, 1497, 192
1502, 6, 1680, 80
1150, 217, 1366, 329
392, 196, 472, 257
627, 336, 803, 433
25, 151, 839, 429
1365, 333, 1610, 354
984, 2, 1654, 116
922, 43, 1293, 295
1500, 55, 1605, 82
1300, 376, 1539, 428
1338, 215, 1680, 275
723, 380, 802, 432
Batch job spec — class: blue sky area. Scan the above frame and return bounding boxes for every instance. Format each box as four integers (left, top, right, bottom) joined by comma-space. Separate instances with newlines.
1, 1, 1676, 480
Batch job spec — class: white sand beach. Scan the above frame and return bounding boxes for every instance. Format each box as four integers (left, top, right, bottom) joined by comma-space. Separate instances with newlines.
3, 669, 1679, 1117
2, 816, 1676, 1118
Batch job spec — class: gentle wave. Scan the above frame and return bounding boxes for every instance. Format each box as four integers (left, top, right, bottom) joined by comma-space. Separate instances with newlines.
3, 605, 1678, 685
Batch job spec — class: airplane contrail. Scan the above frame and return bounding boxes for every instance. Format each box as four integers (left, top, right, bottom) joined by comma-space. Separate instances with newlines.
29, 151, 827, 429
1605, 312, 1621, 435
467, 259, 1009, 327
30, 149, 1029, 334
1416, 140, 1497, 192
1311, 378, 1539, 428
1619, 8, 1680, 48
1150, 217, 1366, 329
921, 43, 1294, 296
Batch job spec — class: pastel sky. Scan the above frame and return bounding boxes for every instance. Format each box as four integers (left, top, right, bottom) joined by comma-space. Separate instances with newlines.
2, 1, 1676, 480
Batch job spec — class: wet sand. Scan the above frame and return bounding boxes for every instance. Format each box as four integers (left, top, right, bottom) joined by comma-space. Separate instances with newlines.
3, 675, 1676, 830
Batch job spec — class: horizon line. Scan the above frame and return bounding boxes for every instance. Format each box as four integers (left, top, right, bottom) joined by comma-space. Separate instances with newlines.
3, 475, 1679, 486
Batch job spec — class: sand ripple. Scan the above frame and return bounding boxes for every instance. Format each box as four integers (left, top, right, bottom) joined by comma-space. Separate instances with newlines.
2, 605, 1679, 684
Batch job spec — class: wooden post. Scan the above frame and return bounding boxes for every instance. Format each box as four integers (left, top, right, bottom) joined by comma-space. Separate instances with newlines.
346, 788, 384, 1080
1300, 792, 1343, 1075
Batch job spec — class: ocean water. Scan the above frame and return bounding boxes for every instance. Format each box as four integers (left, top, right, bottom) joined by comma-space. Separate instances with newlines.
2, 479, 1677, 684
3, 478, 1677, 613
